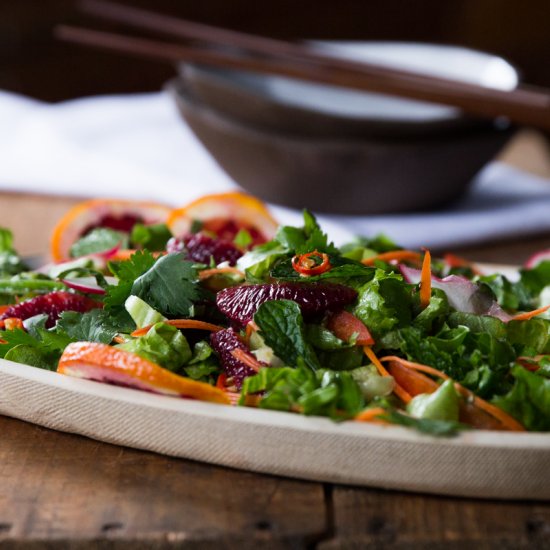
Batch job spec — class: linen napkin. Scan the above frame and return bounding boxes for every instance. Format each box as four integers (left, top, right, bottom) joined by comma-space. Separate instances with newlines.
1, 89, 549, 248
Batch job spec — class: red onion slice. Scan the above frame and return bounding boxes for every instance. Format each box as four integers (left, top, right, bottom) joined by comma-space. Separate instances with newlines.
399, 264, 511, 321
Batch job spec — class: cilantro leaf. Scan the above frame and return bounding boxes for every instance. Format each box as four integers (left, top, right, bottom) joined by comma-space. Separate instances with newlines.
104, 250, 157, 328
130, 253, 204, 318
56, 309, 119, 344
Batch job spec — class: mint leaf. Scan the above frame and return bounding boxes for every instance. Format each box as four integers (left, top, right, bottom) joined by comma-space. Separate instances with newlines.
70, 228, 128, 258
254, 300, 320, 370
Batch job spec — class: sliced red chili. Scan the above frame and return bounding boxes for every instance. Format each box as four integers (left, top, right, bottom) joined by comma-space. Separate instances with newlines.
292, 250, 331, 276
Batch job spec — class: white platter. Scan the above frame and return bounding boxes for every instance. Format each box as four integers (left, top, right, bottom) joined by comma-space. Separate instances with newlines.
1, 357, 549, 500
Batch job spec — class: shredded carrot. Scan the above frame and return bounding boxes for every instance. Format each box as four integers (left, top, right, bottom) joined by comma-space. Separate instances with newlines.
381, 355, 450, 380
226, 392, 242, 406
241, 394, 262, 407
380, 355, 525, 432
0, 339, 6, 345
361, 250, 421, 266
230, 348, 262, 372
198, 267, 245, 280
131, 319, 224, 337
511, 304, 550, 321
0, 318, 24, 331
0, 304, 14, 315
216, 373, 227, 390
363, 346, 412, 404
443, 253, 482, 275
419, 249, 432, 309
355, 407, 388, 423
112, 335, 127, 344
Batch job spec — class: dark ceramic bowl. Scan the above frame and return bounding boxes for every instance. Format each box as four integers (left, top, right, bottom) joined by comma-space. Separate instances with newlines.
167, 77, 514, 215
179, 42, 518, 140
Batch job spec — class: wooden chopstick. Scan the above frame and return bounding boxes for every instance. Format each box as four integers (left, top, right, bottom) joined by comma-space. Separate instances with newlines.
63, 1, 550, 129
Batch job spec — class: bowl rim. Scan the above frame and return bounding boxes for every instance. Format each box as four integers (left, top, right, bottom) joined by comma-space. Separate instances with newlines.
179, 40, 519, 125
167, 77, 514, 146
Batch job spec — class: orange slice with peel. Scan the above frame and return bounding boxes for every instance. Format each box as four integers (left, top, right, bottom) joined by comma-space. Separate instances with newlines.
58, 342, 230, 405
167, 192, 278, 245
50, 199, 172, 262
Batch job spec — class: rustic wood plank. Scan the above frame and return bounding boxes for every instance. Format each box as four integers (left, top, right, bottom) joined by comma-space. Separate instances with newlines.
0, 192, 83, 257
319, 486, 550, 549
0, 416, 327, 548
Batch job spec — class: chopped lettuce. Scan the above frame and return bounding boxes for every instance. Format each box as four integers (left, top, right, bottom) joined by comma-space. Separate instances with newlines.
116, 322, 192, 372
492, 366, 550, 431
353, 269, 412, 337
240, 365, 364, 419
407, 379, 459, 422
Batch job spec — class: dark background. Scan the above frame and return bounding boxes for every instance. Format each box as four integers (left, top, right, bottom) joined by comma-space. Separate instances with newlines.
1, 0, 549, 102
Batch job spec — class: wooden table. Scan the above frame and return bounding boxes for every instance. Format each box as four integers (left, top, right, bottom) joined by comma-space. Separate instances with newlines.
1, 138, 550, 547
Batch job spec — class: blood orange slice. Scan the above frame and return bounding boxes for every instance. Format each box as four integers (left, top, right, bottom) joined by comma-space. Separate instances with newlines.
50, 199, 172, 262
167, 192, 278, 246
58, 342, 230, 405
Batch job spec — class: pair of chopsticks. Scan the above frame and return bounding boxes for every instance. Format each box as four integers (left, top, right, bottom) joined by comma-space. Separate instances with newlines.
58, 0, 550, 130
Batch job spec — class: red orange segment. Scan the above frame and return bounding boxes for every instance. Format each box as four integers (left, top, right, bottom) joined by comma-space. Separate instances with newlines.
167, 192, 278, 244
50, 199, 172, 262
58, 342, 230, 405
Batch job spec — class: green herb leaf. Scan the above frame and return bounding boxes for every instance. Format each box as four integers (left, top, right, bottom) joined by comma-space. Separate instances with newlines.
492, 366, 550, 431
130, 223, 172, 252
131, 253, 204, 318
381, 411, 465, 437
56, 309, 120, 344
117, 322, 192, 372
254, 300, 320, 371
70, 228, 128, 258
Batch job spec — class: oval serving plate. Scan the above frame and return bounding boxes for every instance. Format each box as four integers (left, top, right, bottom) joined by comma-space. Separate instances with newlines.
1, 356, 549, 500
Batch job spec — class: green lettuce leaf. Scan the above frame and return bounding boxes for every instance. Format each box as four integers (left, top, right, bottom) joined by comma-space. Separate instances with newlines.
353, 269, 412, 337
492, 366, 550, 431
117, 322, 192, 372
240, 365, 364, 419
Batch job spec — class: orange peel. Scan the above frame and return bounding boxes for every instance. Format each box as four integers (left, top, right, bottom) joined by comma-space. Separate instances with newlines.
58, 342, 230, 405
50, 199, 172, 262
167, 192, 278, 243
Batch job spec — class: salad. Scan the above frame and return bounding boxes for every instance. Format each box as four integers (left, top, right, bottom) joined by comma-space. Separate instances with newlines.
1, 193, 549, 436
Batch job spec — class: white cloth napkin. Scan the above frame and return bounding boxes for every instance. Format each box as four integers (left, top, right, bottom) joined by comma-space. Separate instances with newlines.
1, 89, 550, 248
